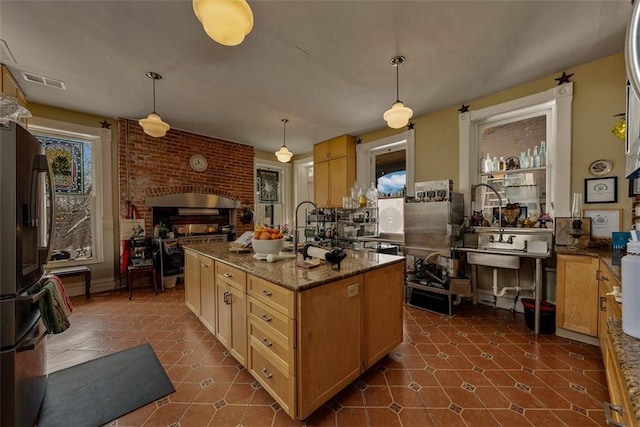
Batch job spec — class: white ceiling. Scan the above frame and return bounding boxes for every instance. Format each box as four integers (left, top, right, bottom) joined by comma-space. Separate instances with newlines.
0, 1, 632, 155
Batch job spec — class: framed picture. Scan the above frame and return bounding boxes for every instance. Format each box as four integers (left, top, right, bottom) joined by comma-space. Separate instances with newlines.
584, 176, 617, 203
583, 208, 622, 239
554, 217, 591, 246
257, 169, 279, 203
629, 178, 640, 197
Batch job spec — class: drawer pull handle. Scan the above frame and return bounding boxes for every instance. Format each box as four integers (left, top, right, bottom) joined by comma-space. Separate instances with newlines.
224, 291, 231, 304
223, 273, 233, 278
262, 289, 273, 297
261, 368, 273, 379
600, 296, 607, 312
261, 337, 273, 347
202, 263, 209, 268
261, 314, 272, 322
601, 275, 609, 281
603, 401, 625, 426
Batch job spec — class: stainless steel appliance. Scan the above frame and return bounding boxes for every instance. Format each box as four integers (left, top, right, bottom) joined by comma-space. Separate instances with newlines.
0, 122, 54, 426
150, 202, 238, 289
404, 193, 467, 315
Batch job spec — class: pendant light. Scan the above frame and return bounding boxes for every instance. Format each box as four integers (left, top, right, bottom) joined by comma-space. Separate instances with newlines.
193, 0, 253, 47
383, 56, 413, 129
275, 118, 293, 163
138, 72, 170, 138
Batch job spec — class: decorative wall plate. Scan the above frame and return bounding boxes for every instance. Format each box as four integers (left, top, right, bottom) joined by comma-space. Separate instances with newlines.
189, 154, 208, 172
588, 159, 613, 176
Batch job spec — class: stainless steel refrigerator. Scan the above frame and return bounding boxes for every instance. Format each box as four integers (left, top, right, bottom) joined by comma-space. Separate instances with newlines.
0, 122, 54, 426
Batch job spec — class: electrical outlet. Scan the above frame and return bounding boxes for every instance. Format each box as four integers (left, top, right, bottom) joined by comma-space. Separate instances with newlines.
347, 284, 359, 297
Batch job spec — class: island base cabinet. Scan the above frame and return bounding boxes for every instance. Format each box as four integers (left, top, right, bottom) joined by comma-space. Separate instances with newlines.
248, 343, 296, 418
184, 249, 202, 316
215, 282, 246, 366
364, 262, 404, 369
296, 275, 363, 420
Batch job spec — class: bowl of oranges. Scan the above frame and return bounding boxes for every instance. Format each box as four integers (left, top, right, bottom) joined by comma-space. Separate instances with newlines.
251, 226, 284, 255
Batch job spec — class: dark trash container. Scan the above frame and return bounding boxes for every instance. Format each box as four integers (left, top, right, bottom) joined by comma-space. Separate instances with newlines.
520, 298, 556, 334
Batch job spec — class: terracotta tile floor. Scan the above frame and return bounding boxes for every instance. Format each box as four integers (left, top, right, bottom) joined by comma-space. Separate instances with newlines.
47, 287, 608, 426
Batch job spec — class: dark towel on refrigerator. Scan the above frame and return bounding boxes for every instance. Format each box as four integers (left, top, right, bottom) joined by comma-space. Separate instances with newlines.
38, 282, 71, 334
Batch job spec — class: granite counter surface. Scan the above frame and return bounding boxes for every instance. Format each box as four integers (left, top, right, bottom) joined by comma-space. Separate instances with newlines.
608, 318, 640, 422
184, 242, 405, 292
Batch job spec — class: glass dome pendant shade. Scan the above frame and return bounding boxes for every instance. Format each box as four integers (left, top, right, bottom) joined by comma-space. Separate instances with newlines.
275, 118, 293, 163
383, 56, 413, 129
138, 72, 170, 138
193, 0, 254, 47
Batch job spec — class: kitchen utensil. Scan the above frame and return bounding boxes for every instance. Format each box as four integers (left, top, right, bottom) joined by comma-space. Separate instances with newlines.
266, 253, 296, 263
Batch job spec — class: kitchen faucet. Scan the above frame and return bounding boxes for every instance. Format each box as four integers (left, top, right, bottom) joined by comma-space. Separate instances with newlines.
293, 200, 319, 255
471, 183, 505, 242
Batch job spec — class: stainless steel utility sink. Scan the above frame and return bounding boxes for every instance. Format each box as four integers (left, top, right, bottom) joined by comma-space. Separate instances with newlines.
466, 251, 520, 269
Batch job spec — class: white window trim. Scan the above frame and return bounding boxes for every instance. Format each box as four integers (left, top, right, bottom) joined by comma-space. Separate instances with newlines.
28, 118, 113, 266
356, 129, 415, 196
254, 158, 291, 227
459, 83, 573, 219
293, 155, 313, 210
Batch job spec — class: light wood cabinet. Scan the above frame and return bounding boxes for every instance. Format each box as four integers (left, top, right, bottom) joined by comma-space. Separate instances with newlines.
184, 249, 201, 316
597, 262, 632, 426
297, 275, 363, 419
364, 262, 404, 368
1, 65, 26, 106
247, 275, 297, 416
556, 254, 600, 337
215, 263, 247, 365
199, 255, 216, 333
313, 135, 356, 208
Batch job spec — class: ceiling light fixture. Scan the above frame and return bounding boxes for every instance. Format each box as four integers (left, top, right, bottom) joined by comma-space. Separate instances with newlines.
138, 72, 170, 138
192, 0, 254, 47
383, 55, 413, 129
275, 118, 293, 163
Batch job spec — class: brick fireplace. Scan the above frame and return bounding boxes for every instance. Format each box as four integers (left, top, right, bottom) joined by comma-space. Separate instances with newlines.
117, 118, 255, 236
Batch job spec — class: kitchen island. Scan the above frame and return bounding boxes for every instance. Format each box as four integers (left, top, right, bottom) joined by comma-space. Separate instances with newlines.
183, 243, 405, 420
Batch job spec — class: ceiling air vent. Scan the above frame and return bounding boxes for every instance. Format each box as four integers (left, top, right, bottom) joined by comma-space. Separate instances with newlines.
21, 71, 66, 90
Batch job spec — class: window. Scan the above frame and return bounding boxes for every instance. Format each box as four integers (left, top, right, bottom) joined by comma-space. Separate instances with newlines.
255, 159, 290, 229
459, 83, 573, 219
357, 129, 415, 196
29, 122, 107, 266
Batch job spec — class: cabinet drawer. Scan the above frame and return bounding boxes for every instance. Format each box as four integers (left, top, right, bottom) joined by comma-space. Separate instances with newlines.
248, 344, 295, 417
248, 275, 295, 318
216, 262, 246, 292
248, 297, 296, 347
249, 319, 295, 375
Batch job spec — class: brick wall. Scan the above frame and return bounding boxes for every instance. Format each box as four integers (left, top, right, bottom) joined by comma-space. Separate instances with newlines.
117, 118, 255, 235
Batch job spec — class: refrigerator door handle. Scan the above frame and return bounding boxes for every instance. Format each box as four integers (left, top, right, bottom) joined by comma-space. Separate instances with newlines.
16, 286, 47, 304
16, 328, 48, 353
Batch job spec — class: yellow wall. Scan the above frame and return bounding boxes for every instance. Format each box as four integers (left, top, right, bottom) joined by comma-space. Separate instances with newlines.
358, 53, 630, 229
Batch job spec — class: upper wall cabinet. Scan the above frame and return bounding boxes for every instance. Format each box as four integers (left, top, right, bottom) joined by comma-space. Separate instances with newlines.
1, 65, 26, 106
313, 135, 356, 208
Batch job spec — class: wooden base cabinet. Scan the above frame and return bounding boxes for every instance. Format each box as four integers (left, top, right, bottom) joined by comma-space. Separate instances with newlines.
215, 263, 247, 366
556, 254, 599, 337
364, 262, 404, 368
297, 275, 363, 419
184, 249, 202, 316
199, 256, 216, 333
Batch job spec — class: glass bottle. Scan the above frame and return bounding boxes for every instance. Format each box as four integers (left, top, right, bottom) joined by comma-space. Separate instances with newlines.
498, 156, 506, 171
492, 156, 498, 171
527, 148, 533, 169
533, 146, 540, 168
539, 141, 546, 166
520, 151, 528, 169
483, 153, 492, 172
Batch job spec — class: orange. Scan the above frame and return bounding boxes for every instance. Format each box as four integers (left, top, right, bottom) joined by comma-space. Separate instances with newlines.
259, 231, 272, 240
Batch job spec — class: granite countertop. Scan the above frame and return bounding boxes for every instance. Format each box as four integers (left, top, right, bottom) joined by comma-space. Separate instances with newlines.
608, 318, 640, 421
184, 242, 405, 292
